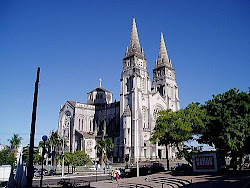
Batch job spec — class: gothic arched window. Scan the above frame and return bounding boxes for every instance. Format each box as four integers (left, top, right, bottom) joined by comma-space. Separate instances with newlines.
79, 119, 81, 130
142, 106, 148, 129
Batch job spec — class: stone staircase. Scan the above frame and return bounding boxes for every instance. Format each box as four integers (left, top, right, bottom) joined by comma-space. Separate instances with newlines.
145, 176, 191, 188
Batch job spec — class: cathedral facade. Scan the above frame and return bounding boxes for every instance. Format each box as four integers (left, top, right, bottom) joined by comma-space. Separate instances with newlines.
58, 18, 180, 163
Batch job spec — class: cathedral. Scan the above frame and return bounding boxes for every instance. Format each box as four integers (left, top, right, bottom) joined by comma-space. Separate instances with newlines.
58, 18, 180, 163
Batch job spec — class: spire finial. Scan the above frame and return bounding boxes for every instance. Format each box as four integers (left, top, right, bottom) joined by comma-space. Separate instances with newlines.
99, 78, 102, 88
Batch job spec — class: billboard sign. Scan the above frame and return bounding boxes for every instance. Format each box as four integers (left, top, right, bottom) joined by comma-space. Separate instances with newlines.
192, 152, 218, 172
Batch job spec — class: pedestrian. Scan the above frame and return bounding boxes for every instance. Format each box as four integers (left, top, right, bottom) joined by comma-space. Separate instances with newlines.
116, 171, 119, 182
113, 170, 116, 180
103, 166, 106, 174
111, 170, 114, 180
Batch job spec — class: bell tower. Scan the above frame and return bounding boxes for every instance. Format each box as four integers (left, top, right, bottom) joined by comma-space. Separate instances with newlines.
152, 33, 180, 111
120, 18, 151, 161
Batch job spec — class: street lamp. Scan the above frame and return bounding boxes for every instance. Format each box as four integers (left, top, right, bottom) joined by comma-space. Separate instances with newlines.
40, 135, 48, 188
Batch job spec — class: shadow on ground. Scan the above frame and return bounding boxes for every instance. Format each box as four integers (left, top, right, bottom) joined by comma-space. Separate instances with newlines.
167, 169, 250, 188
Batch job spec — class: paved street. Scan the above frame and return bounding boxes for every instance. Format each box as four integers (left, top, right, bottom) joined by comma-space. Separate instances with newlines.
33, 174, 110, 187
32, 170, 250, 188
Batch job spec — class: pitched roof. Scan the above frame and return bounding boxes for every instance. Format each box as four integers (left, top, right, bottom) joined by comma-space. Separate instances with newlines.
88, 87, 112, 94
67, 101, 76, 107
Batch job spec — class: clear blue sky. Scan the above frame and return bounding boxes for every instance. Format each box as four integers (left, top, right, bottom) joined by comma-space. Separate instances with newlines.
0, 0, 249, 146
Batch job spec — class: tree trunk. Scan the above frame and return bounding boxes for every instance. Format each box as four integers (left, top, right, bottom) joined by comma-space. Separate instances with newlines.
231, 154, 237, 171
166, 144, 170, 171
68, 164, 70, 174
100, 149, 104, 168
239, 155, 242, 171
51, 145, 53, 166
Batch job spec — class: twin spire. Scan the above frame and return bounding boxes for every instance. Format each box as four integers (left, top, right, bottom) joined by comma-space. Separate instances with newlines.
126, 18, 172, 68
129, 18, 141, 52
156, 32, 172, 68
125, 18, 144, 58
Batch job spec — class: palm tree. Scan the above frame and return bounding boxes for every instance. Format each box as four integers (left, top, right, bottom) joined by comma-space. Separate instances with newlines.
8, 133, 22, 159
49, 131, 62, 166
8, 134, 22, 150
96, 138, 114, 167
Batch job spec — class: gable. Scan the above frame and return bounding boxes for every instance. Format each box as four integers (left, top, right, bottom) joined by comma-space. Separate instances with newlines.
151, 92, 168, 109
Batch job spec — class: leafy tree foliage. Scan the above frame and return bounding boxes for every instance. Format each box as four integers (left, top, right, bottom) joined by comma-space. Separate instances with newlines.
64, 152, 73, 174
22, 145, 40, 164
34, 152, 42, 164
199, 88, 250, 169
72, 151, 90, 167
151, 103, 206, 168
0, 147, 15, 166
96, 138, 114, 166
56, 154, 63, 165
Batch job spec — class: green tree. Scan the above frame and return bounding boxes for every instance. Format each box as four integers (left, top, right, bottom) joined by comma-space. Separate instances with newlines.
151, 103, 206, 169
72, 151, 90, 167
56, 154, 63, 165
34, 152, 42, 164
7, 134, 22, 160
96, 138, 114, 167
48, 131, 63, 166
64, 152, 73, 174
8, 134, 22, 150
199, 88, 250, 170
0, 147, 16, 166
22, 145, 40, 164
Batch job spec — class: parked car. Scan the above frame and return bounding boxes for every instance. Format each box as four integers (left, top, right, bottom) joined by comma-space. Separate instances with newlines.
34, 169, 48, 177
174, 164, 192, 174
49, 169, 56, 176
34, 170, 41, 177
150, 162, 165, 174
127, 166, 151, 177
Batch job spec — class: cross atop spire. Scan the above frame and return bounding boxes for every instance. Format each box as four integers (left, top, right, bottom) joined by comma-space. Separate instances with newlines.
125, 18, 144, 58
99, 78, 102, 88
155, 32, 172, 68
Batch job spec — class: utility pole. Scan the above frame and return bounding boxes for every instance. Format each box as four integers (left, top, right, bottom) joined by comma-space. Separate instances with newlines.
27, 67, 40, 188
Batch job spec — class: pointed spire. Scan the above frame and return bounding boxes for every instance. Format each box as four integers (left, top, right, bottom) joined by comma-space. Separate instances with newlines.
129, 18, 141, 50
125, 18, 144, 58
156, 32, 172, 68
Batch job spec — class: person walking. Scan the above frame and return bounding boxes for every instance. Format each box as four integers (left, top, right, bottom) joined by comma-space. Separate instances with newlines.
115, 171, 119, 182
113, 170, 116, 180
111, 170, 114, 180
